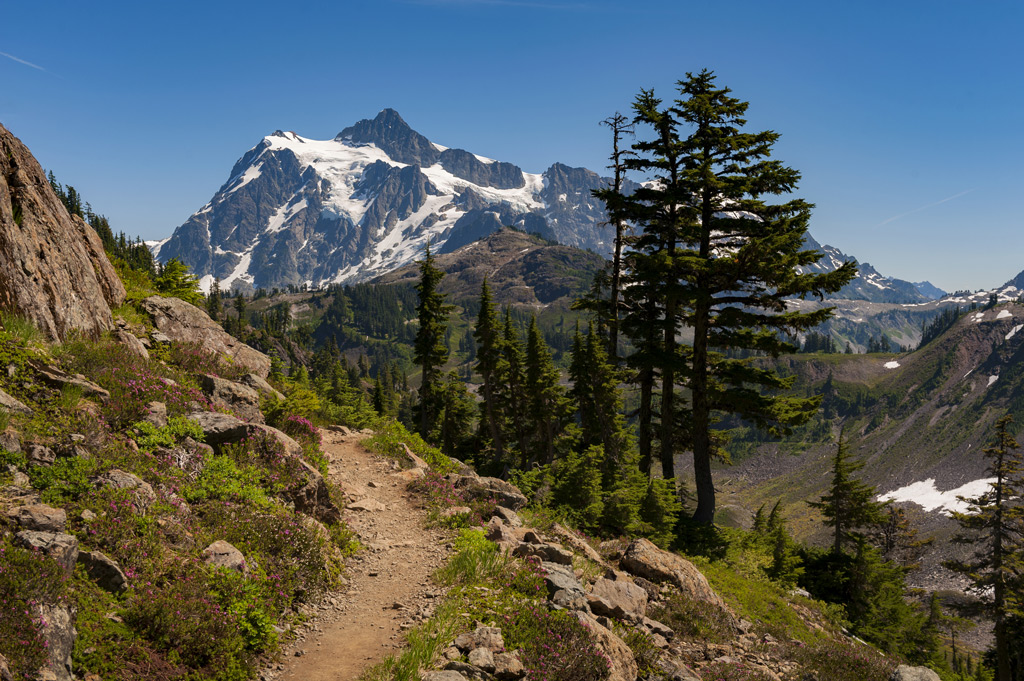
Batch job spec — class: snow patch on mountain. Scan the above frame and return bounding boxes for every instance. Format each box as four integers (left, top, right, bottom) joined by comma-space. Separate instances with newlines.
878, 477, 996, 515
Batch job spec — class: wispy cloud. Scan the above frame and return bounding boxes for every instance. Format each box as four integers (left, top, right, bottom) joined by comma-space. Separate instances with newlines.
404, 0, 593, 9
874, 189, 975, 228
0, 51, 47, 72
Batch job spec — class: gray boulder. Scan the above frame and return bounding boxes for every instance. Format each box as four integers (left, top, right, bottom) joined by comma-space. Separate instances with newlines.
27, 444, 56, 467
451, 474, 528, 511
493, 651, 524, 680
0, 387, 31, 414
189, 410, 250, 444
15, 531, 79, 573
202, 540, 248, 574
37, 603, 76, 681
200, 374, 263, 422
587, 577, 648, 620
890, 666, 942, 681
143, 296, 271, 377
239, 373, 285, 401
0, 653, 12, 681
513, 541, 573, 566
6, 503, 67, 532
541, 561, 585, 600
32, 364, 110, 401
94, 469, 156, 508
0, 123, 125, 341
467, 647, 495, 672
78, 550, 128, 594
620, 538, 731, 614
421, 672, 468, 681
143, 401, 168, 428
454, 625, 505, 653
112, 327, 149, 360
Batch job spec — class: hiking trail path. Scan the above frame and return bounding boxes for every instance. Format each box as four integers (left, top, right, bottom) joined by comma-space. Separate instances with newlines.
264, 428, 452, 681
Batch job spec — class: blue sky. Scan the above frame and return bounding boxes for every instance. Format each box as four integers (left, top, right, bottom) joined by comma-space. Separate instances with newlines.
2, 0, 1020, 292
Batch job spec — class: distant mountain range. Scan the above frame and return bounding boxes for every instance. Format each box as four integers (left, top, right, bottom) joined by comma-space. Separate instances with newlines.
152, 109, 949, 305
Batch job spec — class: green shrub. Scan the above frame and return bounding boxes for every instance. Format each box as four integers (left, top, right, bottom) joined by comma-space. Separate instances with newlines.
409, 470, 498, 528
0, 538, 70, 680
30, 454, 98, 503
786, 639, 898, 681
365, 418, 454, 473
183, 455, 271, 508
195, 502, 342, 612
435, 529, 509, 586
648, 591, 736, 643
499, 603, 611, 681
124, 558, 247, 673
131, 416, 205, 452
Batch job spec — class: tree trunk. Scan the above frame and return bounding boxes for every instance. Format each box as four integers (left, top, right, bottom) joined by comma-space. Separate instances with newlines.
691, 300, 714, 524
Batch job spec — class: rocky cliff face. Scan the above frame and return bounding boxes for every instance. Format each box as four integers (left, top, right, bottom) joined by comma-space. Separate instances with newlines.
0, 124, 125, 340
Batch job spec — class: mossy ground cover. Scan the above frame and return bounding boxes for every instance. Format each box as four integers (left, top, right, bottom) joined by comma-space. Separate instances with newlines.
0, 328, 358, 681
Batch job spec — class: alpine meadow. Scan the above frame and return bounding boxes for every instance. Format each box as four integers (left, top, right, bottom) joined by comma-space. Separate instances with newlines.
2, 4, 1023, 680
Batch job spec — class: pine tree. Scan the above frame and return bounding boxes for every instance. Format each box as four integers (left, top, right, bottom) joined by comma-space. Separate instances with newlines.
809, 432, 887, 554
156, 257, 204, 306
474, 278, 506, 463
207, 278, 223, 321
525, 316, 571, 466
436, 371, 476, 459
498, 310, 531, 467
945, 415, 1024, 681
764, 504, 804, 587
413, 240, 453, 438
588, 112, 635, 361
611, 70, 856, 524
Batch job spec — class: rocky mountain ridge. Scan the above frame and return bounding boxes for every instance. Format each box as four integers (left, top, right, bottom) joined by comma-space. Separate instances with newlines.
153, 109, 941, 308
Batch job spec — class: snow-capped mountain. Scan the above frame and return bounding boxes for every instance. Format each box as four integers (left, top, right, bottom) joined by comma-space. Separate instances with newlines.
155, 109, 622, 292
799, 235, 936, 304
154, 108, 938, 302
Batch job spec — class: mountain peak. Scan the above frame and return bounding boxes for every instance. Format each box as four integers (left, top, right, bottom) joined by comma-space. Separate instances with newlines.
335, 109, 439, 166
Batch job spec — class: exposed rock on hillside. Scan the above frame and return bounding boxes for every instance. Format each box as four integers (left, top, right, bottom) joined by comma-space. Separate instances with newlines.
0, 123, 125, 340
374, 228, 606, 306
143, 295, 272, 377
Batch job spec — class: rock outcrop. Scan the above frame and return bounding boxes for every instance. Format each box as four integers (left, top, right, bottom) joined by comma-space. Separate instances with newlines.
142, 295, 272, 377
620, 538, 732, 616
0, 124, 125, 340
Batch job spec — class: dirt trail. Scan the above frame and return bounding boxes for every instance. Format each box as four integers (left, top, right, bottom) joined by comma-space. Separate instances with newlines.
266, 429, 451, 681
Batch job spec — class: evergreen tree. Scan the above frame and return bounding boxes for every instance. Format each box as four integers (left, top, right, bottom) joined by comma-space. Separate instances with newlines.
413, 240, 453, 438
590, 112, 635, 361
436, 371, 476, 460
500, 310, 531, 466
231, 293, 248, 337
764, 504, 803, 587
810, 432, 887, 554
474, 278, 507, 463
612, 70, 856, 523
525, 316, 572, 465
875, 505, 934, 570
207, 278, 223, 321
638, 479, 682, 549
945, 415, 1024, 681
156, 257, 204, 306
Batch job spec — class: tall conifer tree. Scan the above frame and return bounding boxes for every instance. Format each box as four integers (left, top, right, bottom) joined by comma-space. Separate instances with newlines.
809, 433, 887, 554
474, 278, 506, 462
413, 241, 453, 438
612, 70, 856, 523
945, 415, 1024, 681
525, 317, 571, 466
